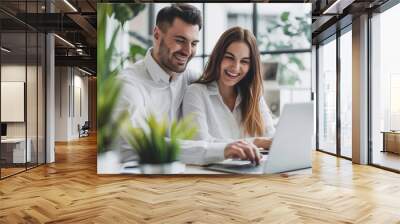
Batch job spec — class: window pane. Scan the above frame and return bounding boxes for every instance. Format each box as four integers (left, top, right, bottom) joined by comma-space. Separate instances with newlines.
257, 4, 311, 52
187, 57, 204, 78
371, 4, 400, 171
1, 30, 28, 177
340, 29, 352, 158
204, 3, 253, 54
27, 31, 38, 169
318, 38, 337, 154
262, 52, 312, 118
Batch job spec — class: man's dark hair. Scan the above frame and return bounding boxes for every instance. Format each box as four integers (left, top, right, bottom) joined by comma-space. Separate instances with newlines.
156, 4, 202, 32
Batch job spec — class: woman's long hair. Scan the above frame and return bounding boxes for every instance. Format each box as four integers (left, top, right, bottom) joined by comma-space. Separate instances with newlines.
196, 26, 265, 136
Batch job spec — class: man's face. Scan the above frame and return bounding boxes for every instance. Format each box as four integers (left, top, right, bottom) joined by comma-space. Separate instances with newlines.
154, 18, 200, 73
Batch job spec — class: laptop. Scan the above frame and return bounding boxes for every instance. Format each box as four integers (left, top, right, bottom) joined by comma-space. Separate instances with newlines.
206, 102, 314, 174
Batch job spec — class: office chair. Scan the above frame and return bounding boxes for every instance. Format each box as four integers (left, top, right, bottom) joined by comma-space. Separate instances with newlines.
79, 121, 90, 138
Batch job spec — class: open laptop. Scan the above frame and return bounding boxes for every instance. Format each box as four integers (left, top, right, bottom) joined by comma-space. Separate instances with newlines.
206, 102, 314, 174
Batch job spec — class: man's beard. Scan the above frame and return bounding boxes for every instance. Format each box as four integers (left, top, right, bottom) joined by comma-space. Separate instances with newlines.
157, 39, 191, 73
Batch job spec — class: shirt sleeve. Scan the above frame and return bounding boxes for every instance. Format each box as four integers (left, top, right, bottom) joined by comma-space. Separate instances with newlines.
114, 69, 148, 129
178, 140, 227, 165
180, 85, 229, 165
182, 85, 217, 141
112, 68, 148, 162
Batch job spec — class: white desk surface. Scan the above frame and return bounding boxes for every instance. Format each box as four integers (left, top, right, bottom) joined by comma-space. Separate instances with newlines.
1, 138, 27, 143
119, 161, 312, 175
121, 163, 224, 174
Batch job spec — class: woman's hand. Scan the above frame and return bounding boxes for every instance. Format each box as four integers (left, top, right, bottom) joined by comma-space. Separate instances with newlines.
253, 137, 273, 149
224, 140, 261, 165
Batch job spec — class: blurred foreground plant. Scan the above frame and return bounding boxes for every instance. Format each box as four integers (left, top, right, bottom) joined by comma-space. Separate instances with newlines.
97, 3, 146, 153
124, 114, 197, 164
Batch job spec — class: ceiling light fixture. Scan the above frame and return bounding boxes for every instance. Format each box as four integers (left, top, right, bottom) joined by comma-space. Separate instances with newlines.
54, 34, 75, 48
1, 47, 11, 53
63, 0, 78, 12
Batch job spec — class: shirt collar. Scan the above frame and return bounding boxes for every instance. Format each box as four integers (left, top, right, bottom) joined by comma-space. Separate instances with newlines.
207, 81, 242, 109
143, 48, 173, 84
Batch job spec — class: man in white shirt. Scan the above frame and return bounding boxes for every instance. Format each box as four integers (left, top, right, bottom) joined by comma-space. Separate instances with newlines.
115, 4, 261, 165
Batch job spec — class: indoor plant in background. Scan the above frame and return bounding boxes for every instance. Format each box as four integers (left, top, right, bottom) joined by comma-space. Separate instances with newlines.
124, 114, 197, 174
259, 11, 311, 86
97, 3, 146, 173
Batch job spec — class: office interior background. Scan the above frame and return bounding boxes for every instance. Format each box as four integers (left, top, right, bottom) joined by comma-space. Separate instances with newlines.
0, 1, 399, 176
1, 1, 400, 174
0, 0, 97, 179
0, 1, 400, 223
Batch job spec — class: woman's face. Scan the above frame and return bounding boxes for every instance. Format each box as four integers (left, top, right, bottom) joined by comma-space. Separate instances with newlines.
218, 41, 251, 88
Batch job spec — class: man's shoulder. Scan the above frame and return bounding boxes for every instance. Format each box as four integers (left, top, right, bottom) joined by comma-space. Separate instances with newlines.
118, 60, 147, 81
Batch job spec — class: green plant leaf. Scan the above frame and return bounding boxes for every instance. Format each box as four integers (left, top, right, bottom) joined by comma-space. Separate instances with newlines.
113, 3, 133, 26
289, 55, 305, 70
124, 113, 197, 164
281, 12, 290, 22
129, 44, 146, 61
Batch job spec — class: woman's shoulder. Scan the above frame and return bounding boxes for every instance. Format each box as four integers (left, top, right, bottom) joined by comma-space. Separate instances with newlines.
187, 83, 209, 94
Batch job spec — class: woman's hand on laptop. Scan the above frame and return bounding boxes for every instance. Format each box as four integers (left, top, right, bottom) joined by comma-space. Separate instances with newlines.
224, 140, 261, 165
253, 137, 273, 149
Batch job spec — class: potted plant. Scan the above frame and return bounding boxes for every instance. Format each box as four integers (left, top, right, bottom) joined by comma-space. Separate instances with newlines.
124, 114, 197, 174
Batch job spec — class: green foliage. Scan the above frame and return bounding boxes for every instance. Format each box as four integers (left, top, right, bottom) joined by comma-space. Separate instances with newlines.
280, 12, 289, 22
97, 3, 146, 153
112, 3, 145, 27
129, 44, 147, 61
124, 115, 197, 164
260, 11, 311, 86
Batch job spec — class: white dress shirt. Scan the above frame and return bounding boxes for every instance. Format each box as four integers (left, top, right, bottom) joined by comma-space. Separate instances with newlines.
113, 49, 229, 165
182, 81, 276, 142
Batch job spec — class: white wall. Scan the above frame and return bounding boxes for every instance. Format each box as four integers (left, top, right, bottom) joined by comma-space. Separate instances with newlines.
54, 67, 89, 141
55, 66, 69, 141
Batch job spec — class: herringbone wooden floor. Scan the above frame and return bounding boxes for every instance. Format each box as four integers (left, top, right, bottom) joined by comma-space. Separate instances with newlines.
1, 134, 400, 223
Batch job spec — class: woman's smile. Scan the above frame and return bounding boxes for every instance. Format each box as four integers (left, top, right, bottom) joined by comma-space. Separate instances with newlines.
224, 70, 241, 79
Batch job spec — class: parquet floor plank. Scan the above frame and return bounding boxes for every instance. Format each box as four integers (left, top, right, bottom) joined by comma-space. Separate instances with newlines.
1, 134, 400, 223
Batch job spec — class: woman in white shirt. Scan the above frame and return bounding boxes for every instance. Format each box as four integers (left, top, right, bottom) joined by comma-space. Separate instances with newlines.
183, 26, 275, 149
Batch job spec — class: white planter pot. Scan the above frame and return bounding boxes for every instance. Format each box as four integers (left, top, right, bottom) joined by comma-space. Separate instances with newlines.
140, 161, 185, 174
97, 150, 122, 174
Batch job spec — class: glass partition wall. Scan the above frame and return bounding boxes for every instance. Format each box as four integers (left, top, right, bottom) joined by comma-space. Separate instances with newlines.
316, 26, 352, 159
317, 36, 337, 155
339, 28, 352, 159
0, 1, 46, 179
370, 2, 400, 171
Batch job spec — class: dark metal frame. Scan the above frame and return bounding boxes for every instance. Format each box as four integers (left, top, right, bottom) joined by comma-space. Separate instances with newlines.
0, 0, 47, 180
367, 11, 373, 166
336, 23, 341, 157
